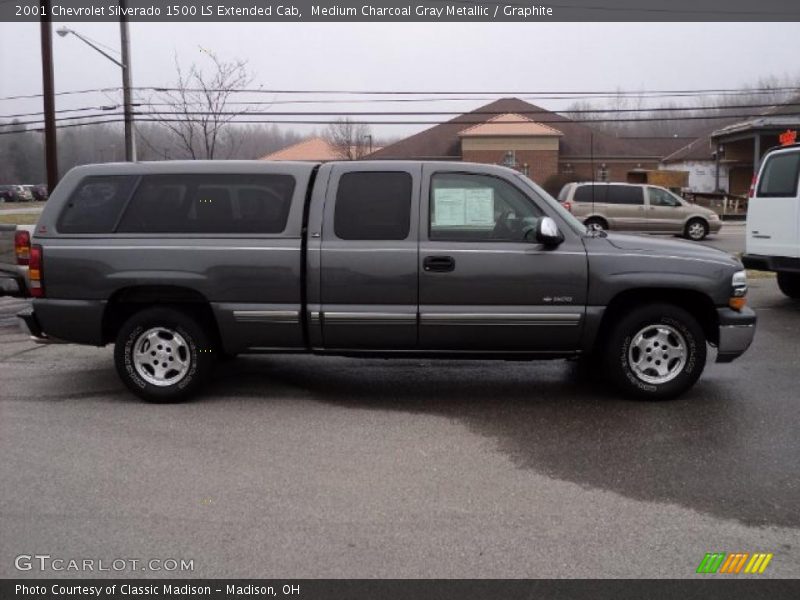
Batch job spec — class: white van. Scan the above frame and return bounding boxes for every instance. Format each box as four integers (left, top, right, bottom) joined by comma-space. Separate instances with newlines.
743, 143, 800, 298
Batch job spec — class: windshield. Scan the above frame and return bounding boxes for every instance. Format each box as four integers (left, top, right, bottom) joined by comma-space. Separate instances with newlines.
513, 173, 587, 234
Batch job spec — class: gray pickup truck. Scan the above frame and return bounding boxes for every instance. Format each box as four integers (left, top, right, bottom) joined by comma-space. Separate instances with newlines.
18, 160, 755, 402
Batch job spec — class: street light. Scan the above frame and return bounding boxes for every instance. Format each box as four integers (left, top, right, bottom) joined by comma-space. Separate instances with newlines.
56, 21, 137, 162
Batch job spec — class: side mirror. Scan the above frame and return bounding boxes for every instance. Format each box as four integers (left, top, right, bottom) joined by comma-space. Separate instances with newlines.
532, 216, 564, 246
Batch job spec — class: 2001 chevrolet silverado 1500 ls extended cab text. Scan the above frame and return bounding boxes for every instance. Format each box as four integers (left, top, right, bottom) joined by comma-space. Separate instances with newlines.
18, 160, 756, 402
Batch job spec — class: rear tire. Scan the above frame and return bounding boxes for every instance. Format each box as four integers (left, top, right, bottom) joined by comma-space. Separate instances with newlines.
603, 303, 706, 400
777, 272, 800, 299
585, 217, 608, 231
684, 218, 708, 241
114, 307, 215, 403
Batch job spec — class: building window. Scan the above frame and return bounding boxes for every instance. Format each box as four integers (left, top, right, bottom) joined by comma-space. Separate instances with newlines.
597, 164, 609, 182
501, 150, 517, 168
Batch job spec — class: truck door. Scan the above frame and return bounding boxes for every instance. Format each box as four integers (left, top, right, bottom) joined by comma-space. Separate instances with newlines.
318, 163, 421, 350
418, 165, 587, 352
748, 149, 800, 259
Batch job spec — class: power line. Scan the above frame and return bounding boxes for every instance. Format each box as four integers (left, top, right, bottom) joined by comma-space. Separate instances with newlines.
4, 109, 798, 136
3, 85, 800, 103
4, 100, 797, 122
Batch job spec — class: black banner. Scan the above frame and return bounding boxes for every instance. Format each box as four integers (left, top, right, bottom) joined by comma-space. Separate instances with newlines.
3, 0, 799, 22
3, 580, 800, 600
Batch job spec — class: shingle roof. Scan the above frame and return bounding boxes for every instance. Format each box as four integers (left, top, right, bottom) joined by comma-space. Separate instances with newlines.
368, 97, 670, 160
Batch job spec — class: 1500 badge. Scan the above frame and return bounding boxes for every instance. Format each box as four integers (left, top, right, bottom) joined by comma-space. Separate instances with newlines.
543, 296, 574, 303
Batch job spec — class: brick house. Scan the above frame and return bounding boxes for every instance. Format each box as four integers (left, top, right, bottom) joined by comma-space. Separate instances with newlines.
368, 97, 690, 189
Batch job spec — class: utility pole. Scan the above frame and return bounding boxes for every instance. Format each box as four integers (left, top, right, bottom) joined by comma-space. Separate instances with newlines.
39, 0, 59, 193
119, 0, 137, 161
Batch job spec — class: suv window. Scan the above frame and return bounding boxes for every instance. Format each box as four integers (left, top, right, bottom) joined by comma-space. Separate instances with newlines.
58, 176, 137, 234
430, 172, 543, 242
334, 171, 412, 240
573, 185, 607, 203
117, 174, 295, 234
648, 187, 681, 207
757, 152, 800, 197
607, 185, 644, 205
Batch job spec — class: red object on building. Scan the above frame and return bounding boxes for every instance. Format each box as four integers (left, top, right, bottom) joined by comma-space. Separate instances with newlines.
779, 129, 797, 146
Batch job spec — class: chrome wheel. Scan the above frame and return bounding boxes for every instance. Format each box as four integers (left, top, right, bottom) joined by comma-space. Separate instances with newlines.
132, 327, 191, 387
687, 221, 706, 240
627, 323, 687, 385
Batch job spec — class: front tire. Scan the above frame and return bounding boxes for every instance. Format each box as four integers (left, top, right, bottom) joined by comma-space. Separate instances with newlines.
603, 303, 706, 400
114, 307, 215, 403
777, 272, 800, 299
684, 218, 708, 241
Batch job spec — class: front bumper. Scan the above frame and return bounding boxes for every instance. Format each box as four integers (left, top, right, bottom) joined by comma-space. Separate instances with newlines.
715, 306, 756, 363
742, 254, 800, 273
708, 219, 723, 233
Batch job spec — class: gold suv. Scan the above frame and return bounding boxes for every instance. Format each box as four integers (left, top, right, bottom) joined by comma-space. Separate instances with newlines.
558, 182, 722, 240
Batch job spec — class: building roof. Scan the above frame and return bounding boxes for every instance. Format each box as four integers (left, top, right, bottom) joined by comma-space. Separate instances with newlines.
368, 97, 669, 160
261, 137, 340, 161
457, 113, 564, 137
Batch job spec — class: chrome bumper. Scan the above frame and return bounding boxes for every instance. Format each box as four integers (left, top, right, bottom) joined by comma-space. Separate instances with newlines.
716, 307, 756, 363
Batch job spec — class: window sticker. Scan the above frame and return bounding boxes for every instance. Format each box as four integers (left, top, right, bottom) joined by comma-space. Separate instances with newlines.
433, 187, 494, 227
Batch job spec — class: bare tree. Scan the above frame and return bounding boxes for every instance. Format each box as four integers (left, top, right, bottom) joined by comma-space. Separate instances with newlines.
324, 118, 373, 160
150, 50, 254, 159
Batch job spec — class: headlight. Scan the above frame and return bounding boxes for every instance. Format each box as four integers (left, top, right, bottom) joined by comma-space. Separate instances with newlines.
729, 270, 748, 310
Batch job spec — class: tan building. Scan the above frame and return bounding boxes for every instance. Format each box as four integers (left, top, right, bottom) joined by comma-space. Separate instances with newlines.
260, 137, 342, 161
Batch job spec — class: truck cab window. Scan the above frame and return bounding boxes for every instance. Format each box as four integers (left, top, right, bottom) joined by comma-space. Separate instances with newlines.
57, 176, 137, 234
429, 173, 542, 242
334, 171, 412, 240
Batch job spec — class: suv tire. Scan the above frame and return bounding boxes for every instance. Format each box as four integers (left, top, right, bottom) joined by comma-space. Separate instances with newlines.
777, 272, 800, 299
604, 303, 706, 400
114, 307, 215, 403
684, 218, 708, 241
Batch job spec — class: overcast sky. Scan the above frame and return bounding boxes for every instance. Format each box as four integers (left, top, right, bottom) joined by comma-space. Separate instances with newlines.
1, 22, 799, 139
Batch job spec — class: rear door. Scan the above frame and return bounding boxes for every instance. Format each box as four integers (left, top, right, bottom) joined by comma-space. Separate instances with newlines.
418, 165, 587, 352
318, 163, 420, 350
748, 149, 800, 258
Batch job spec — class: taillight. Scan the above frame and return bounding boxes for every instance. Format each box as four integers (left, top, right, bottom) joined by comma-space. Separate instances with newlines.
563, 201, 573, 213
28, 244, 44, 298
748, 174, 757, 198
14, 229, 30, 265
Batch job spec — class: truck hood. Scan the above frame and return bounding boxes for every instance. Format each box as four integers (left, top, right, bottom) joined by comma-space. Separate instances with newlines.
603, 233, 740, 267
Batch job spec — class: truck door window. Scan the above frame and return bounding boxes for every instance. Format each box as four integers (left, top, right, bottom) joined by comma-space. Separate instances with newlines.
333, 171, 412, 240
117, 174, 295, 233
429, 173, 542, 242
757, 152, 800, 197
648, 187, 680, 207
57, 176, 137, 234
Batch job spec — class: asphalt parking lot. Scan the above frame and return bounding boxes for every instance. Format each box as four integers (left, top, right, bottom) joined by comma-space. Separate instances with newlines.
2, 224, 798, 579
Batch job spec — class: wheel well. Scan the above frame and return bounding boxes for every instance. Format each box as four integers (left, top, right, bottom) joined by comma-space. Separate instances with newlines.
595, 288, 719, 349
585, 216, 608, 228
102, 285, 221, 346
